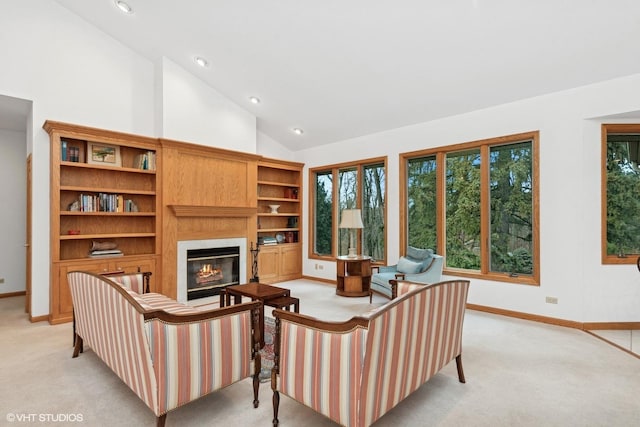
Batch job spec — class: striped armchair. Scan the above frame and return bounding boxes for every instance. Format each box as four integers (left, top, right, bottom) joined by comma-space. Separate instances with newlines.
67, 271, 262, 427
271, 279, 470, 427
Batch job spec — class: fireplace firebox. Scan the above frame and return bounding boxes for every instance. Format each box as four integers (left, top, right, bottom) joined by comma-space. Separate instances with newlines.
177, 238, 247, 303
186, 246, 240, 300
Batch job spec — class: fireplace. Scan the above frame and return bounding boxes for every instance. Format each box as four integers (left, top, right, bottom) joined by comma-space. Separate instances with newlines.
177, 238, 247, 302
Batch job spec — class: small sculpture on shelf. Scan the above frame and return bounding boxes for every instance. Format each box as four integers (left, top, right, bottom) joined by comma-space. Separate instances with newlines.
68, 200, 80, 212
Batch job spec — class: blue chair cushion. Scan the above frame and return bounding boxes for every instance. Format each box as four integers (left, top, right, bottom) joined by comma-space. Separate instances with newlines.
407, 246, 434, 261
370, 272, 396, 298
397, 256, 424, 274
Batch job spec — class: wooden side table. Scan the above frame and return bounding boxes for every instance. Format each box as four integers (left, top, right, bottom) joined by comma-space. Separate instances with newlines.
336, 255, 372, 297
220, 283, 290, 347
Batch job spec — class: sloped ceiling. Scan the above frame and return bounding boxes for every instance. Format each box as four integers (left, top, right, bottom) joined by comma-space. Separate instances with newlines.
54, 0, 640, 150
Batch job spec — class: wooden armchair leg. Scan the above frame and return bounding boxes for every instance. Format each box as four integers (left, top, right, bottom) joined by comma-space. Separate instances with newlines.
272, 390, 280, 426
253, 354, 261, 408
455, 354, 466, 383
72, 335, 83, 358
156, 414, 166, 427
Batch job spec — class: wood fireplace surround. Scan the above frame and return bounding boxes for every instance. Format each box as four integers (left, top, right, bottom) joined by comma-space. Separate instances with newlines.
160, 138, 260, 299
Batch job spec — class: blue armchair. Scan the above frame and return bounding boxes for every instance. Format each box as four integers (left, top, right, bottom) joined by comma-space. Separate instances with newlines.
370, 247, 443, 302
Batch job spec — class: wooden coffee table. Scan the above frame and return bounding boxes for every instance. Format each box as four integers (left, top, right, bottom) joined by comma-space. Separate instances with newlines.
220, 283, 291, 347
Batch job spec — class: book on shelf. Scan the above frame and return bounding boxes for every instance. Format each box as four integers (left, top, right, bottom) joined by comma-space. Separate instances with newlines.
65, 146, 79, 162
134, 151, 156, 170
89, 249, 123, 258
259, 237, 278, 246
90, 249, 122, 255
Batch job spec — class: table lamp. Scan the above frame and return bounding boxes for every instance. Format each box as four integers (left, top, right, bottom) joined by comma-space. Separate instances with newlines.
339, 209, 364, 257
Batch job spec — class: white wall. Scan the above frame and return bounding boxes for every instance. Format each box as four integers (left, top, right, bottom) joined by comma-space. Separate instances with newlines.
161, 58, 256, 152
0, 1, 257, 318
298, 74, 640, 323
257, 131, 296, 160
0, 130, 27, 294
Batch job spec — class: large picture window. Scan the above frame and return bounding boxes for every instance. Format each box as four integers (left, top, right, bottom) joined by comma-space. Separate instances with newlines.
602, 124, 640, 263
401, 131, 539, 285
310, 158, 387, 262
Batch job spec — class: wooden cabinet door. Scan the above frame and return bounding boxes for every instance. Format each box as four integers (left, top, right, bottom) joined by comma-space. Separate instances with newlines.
258, 246, 279, 283
279, 244, 301, 280
54, 260, 110, 324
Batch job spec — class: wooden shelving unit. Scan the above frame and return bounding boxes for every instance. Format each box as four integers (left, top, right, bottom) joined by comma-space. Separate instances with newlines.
44, 121, 161, 324
257, 158, 304, 283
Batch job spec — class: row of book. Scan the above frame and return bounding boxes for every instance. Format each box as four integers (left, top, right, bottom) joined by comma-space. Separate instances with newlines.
134, 151, 156, 170
76, 193, 139, 212
61, 141, 81, 162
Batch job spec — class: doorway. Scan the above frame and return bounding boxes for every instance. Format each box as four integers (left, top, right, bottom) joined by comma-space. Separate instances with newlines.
0, 94, 31, 313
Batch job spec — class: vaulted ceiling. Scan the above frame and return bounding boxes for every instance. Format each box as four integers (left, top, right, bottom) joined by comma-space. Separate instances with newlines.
53, 0, 640, 151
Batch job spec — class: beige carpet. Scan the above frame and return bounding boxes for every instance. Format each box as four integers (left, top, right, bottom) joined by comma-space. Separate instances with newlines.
1, 279, 639, 426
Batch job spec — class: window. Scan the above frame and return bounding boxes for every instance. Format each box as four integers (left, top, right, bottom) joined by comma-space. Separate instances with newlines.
401, 131, 539, 285
314, 170, 333, 256
406, 155, 438, 250
310, 158, 387, 262
602, 124, 640, 263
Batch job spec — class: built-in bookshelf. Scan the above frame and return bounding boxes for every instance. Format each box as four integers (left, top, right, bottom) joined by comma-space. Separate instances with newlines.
257, 158, 303, 283
44, 121, 161, 324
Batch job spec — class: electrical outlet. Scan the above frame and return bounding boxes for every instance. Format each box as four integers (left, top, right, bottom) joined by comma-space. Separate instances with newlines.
0, 277, 5, 284
545, 296, 558, 304
319, 265, 324, 270
314, 264, 318, 270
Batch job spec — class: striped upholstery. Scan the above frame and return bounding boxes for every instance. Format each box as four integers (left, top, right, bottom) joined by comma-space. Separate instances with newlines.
108, 273, 147, 294
360, 280, 469, 426
67, 271, 258, 420
68, 271, 158, 413
138, 293, 203, 315
274, 279, 469, 427
395, 281, 422, 297
145, 311, 254, 415
278, 322, 368, 426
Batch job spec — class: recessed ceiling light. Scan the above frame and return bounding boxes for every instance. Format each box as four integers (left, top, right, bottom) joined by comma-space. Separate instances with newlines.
249, 96, 261, 105
194, 56, 209, 68
114, 1, 133, 14
292, 128, 304, 135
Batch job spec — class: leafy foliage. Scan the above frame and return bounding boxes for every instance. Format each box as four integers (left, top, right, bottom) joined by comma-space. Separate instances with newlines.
446, 150, 481, 270
407, 156, 438, 250
314, 172, 333, 255
489, 142, 533, 274
362, 164, 385, 260
606, 138, 640, 256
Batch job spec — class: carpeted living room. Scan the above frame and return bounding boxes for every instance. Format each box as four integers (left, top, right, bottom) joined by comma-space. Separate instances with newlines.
1, 279, 639, 426
2, 2, 640, 426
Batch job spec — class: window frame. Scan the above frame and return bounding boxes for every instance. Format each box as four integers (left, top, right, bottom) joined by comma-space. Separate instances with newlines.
400, 131, 540, 285
601, 123, 640, 264
309, 156, 387, 264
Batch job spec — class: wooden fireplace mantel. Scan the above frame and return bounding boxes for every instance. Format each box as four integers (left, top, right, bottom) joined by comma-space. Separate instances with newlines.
169, 205, 257, 218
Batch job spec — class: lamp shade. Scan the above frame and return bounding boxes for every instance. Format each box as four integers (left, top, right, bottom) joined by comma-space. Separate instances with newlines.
339, 209, 364, 229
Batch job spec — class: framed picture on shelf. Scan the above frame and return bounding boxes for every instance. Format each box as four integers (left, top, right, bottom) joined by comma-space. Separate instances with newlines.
87, 142, 121, 166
